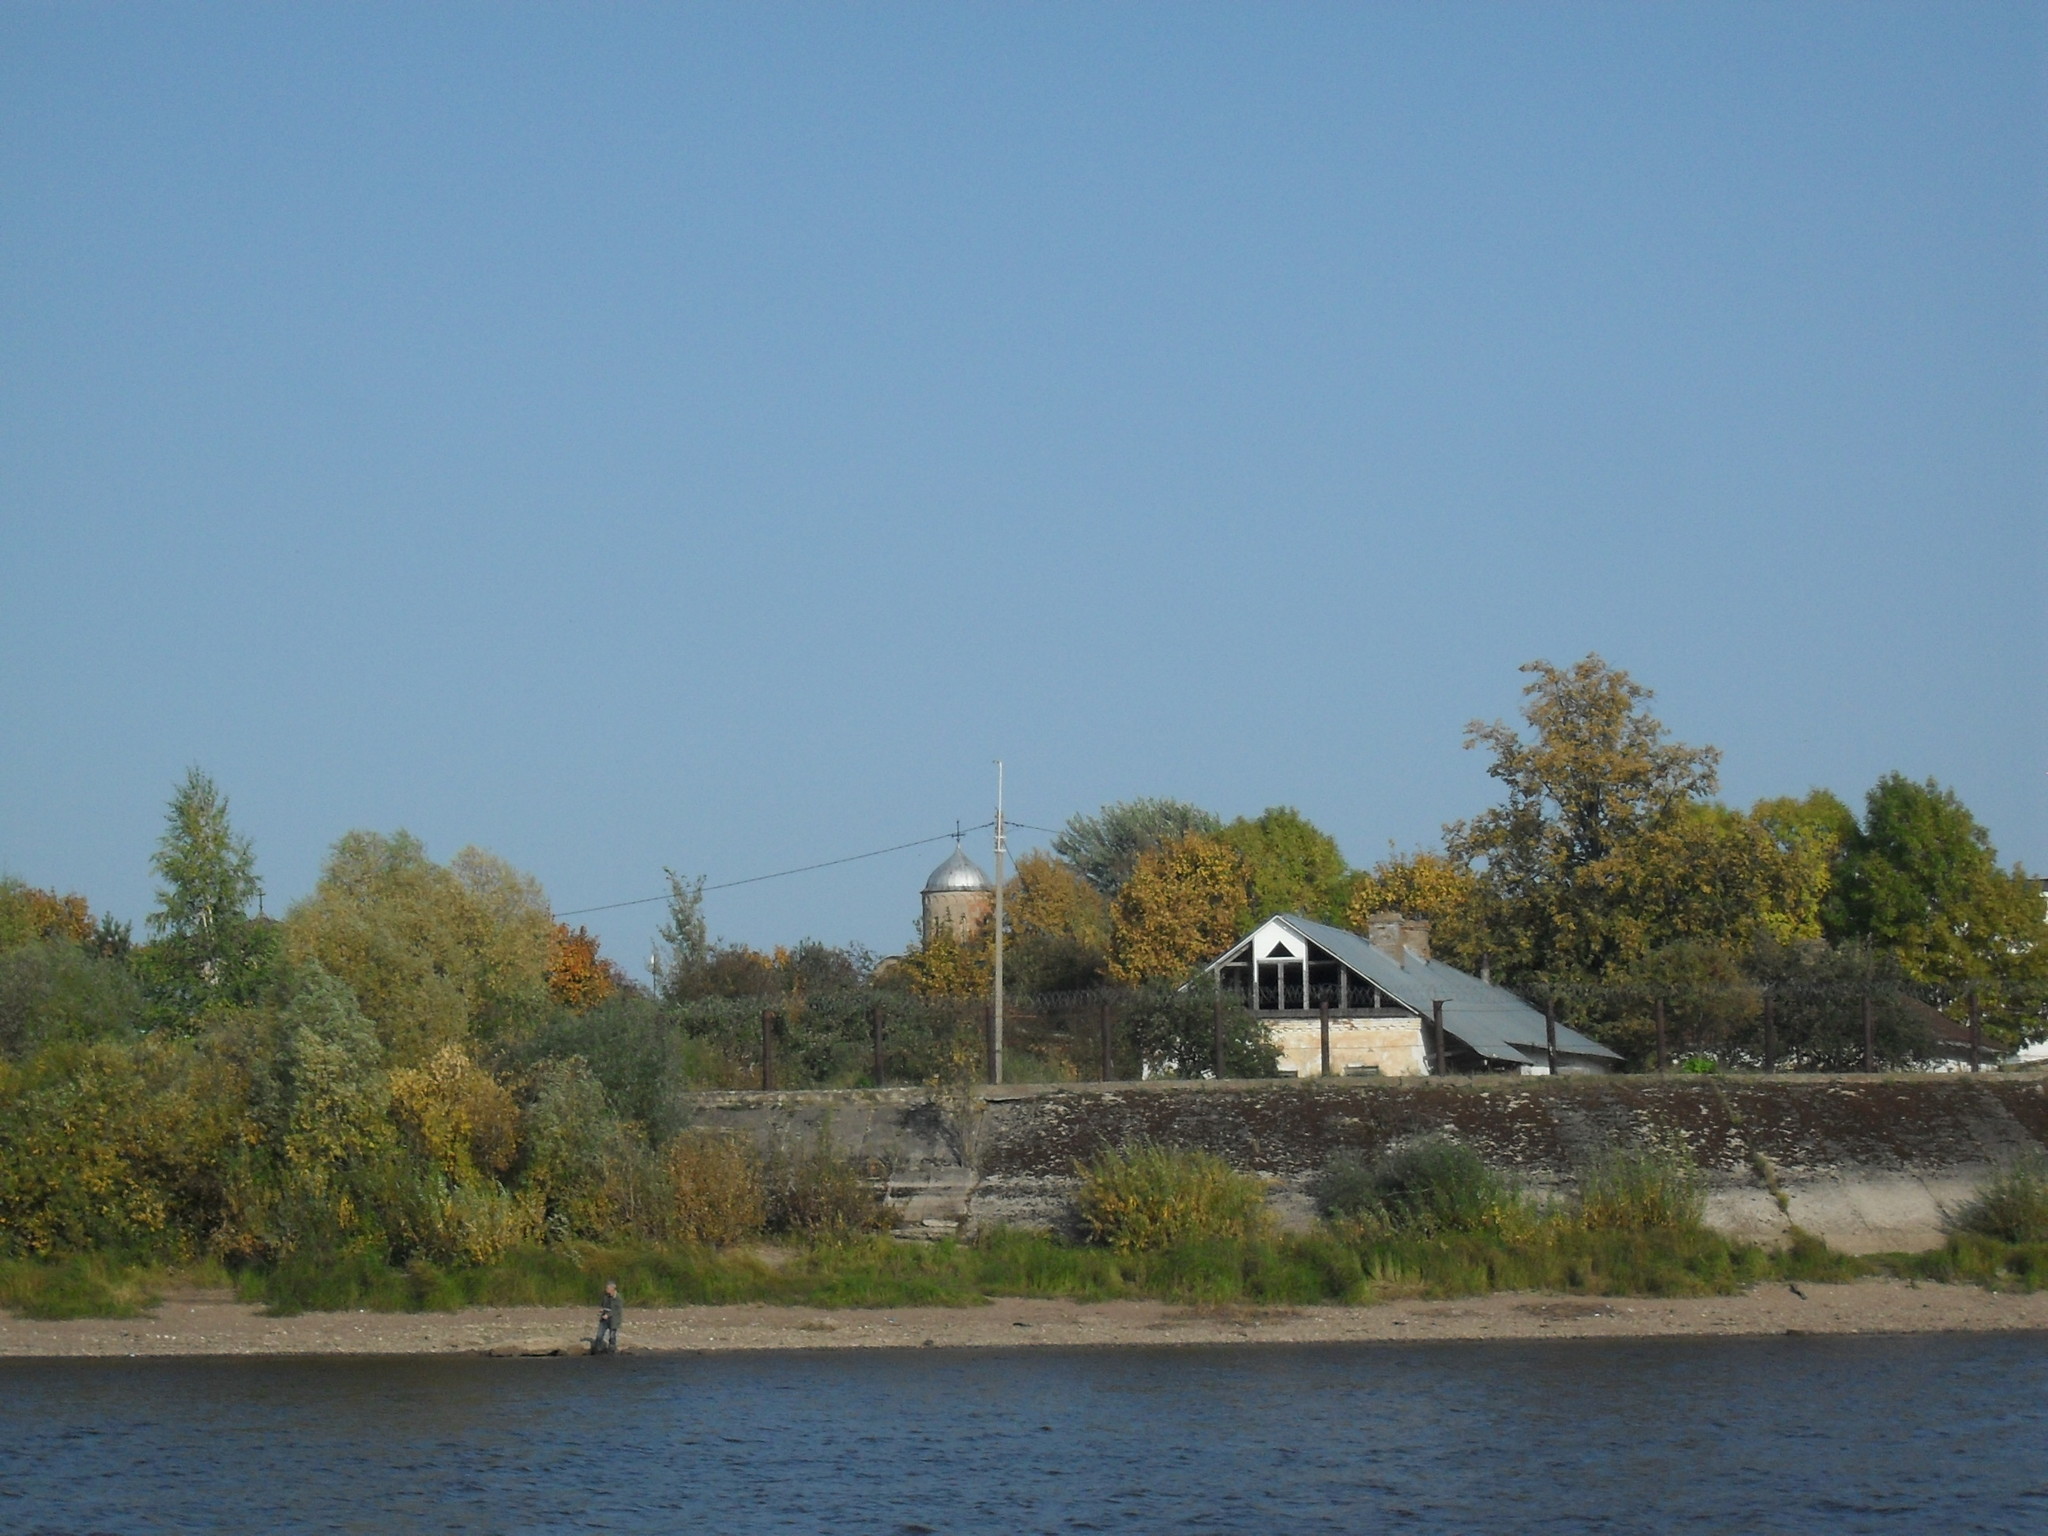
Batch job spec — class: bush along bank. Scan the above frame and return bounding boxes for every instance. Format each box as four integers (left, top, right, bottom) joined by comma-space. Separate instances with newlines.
11, 1139, 2045, 1319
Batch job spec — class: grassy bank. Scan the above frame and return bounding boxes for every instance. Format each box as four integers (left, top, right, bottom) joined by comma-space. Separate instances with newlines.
10, 1224, 2027, 1320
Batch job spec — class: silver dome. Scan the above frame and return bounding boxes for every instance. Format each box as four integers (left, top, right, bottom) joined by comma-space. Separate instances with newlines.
923, 843, 992, 894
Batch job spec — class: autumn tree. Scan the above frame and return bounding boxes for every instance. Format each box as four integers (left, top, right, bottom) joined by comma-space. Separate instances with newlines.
140, 769, 275, 1023
1108, 836, 1252, 985
1054, 799, 1222, 896
1344, 850, 1488, 966
1002, 850, 1111, 993
0, 880, 93, 949
546, 924, 622, 1012
1446, 656, 1721, 980
1217, 807, 1349, 924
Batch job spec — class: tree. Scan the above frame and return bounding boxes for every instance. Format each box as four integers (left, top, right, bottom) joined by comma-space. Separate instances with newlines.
1108, 836, 1252, 985
1344, 850, 1487, 967
1054, 799, 1222, 896
546, 925, 622, 1013
141, 769, 274, 1022
0, 880, 93, 950
652, 870, 709, 1004
1002, 851, 1111, 994
282, 832, 554, 1063
1830, 774, 2047, 997
1217, 807, 1349, 924
1446, 656, 1721, 980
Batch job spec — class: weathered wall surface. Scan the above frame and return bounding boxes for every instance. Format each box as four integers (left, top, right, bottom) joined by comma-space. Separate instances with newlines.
672, 1073, 2048, 1253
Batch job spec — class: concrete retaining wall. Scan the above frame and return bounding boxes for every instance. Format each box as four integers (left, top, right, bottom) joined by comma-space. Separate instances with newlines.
672, 1073, 2048, 1254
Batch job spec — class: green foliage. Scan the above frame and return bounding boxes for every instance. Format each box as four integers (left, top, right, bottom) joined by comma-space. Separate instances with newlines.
1946, 1156, 2048, 1246
1118, 981, 1278, 1079
0, 1255, 227, 1319
1312, 1137, 1530, 1236
0, 938, 144, 1057
1054, 799, 1223, 897
1217, 807, 1349, 924
515, 990, 727, 1141
1830, 774, 2047, 1003
140, 770, 274, 1024
1873, 1234, 2048, 1292
1575, 1145, 1705, 1231
1073, 1143, 1270, 1253
283, 832, 555, 1062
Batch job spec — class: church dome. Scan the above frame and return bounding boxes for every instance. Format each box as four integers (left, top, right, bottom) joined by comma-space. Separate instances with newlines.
923, 843, 992, 894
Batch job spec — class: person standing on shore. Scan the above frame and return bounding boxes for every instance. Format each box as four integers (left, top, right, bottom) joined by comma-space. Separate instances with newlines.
593, 1281, 622, 1355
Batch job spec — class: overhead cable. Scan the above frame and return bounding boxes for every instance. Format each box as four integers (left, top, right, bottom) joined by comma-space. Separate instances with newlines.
557, 823, 995, 917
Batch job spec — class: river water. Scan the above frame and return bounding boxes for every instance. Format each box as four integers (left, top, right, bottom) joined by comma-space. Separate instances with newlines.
2, 1333, 2042, 1533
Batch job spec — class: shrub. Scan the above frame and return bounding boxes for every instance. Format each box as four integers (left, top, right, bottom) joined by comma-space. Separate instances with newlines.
1313, 1138, 1526, 1236
667, 1131, 767, 1245
767, 1143, 890, 1238
1576, 1145, 1705, 1232
1948, 1156, 2048, 1246
1073, 1143, 1269, 1253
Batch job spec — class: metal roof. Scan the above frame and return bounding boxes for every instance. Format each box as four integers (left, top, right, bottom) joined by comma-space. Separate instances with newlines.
922, 843, 993, 894
1209, 914, 1621, 1068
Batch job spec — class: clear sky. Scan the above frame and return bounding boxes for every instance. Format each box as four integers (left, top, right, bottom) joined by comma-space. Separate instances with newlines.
3, 2, 2042, 975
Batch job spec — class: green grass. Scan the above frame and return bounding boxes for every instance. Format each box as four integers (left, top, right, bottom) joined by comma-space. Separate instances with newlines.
0, 1255, 229, 1320
10, 1224, 2045, 1320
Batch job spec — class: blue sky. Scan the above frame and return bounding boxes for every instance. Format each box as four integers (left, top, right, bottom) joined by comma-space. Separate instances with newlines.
2, 2, 2041, 973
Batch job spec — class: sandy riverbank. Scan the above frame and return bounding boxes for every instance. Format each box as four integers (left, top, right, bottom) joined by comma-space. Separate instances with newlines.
3, 1280, 2045, 1358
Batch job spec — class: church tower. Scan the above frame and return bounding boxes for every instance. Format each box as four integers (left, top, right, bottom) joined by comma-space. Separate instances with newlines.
921, 841, 993, 941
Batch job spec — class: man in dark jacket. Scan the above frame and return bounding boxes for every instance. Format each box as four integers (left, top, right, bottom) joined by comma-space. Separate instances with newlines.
594, 1280, 622, 1354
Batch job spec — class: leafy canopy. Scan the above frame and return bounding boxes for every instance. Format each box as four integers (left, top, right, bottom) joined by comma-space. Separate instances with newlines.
1054, 799, 1222, 897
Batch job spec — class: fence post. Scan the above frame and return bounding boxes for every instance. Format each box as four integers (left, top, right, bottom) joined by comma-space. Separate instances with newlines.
1432, 999, 1446, 1076
1543, 988, 1558, 1076
1762, 991, 1775, 1074
760, 1009, 775, 1092
1862, 992, 1875, 1073
1655, 998, 1666, 1073
1320, 1005, 1332, 1078
1968, 988, 1981, 1073
1099, 1000, 1113, 1083
871, 1002, 885, 1088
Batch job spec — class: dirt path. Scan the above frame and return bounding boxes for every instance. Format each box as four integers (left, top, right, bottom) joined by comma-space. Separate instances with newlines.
3, 1280, 2045, 1358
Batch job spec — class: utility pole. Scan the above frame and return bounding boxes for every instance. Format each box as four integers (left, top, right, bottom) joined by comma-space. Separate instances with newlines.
992, 760, 1006, 1086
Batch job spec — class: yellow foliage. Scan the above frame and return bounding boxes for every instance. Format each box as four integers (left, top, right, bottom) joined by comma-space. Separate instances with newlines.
667, 1131, 768, 1245
1005, 852, 1110, 948
895, 918, 991, 1000
387, 1045, 521, 1183
1108, 836, 1251, 985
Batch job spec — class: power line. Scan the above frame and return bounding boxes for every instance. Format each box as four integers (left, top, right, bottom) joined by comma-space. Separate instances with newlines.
557, 823, 995, 917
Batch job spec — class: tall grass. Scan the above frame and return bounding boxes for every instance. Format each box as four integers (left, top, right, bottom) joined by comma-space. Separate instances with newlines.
1312, 1137, 1532, 1237
1946, 1156, 2048, 1246
1073, 1144, 1270, 1253
0, 1255, 227, 1319
1576, 1145, 1706, 1232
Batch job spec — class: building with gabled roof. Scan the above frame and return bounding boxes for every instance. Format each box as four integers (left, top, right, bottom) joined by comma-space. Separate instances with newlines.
1203, 912, 1621, 1076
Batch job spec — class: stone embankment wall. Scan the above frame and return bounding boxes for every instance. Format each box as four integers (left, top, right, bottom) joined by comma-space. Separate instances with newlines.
673, 1073, 2048, 1253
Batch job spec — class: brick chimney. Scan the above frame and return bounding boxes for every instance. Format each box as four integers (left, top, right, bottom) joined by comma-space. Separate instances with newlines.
1366, 911, 1403, 958
1399, 917, 1431, 963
